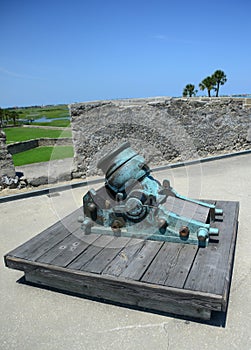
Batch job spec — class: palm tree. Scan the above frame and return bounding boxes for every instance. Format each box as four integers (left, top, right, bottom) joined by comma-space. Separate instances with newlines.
212, 70, 227, 97
199, 76, 216, 97
0, 108, 9, 127
10, 110, 19, 125
183, 84, 197, 97
4, 110, 20, 125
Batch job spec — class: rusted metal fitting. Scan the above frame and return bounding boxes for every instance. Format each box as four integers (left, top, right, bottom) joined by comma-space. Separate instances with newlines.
87, 202, 97, 220
179, 226, 190, 238
158, 218, 168, 234
163, 179, 171, 189
111, 220, 123, 236
158, 218, 168, 229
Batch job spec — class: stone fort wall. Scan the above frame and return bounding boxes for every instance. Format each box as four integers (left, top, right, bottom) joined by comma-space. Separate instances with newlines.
0, 130, 15, 177
7, 137, 72, 155
70, 97, 251, 178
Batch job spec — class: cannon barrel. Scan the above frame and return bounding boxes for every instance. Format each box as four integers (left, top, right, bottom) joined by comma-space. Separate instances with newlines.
82, 142, 223, 247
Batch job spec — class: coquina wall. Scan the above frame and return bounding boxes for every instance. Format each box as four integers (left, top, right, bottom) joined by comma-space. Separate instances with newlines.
70, 97, 251, 178
7, 137, 73, 155
0, 130, 15, 177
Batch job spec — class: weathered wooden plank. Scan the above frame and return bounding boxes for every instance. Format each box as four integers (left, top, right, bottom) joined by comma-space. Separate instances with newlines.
102, 238, 146, 277
221, 203, 239, 311
7, 221, 63, 258
83, 236, 131, 274
120, 240, 163, 280
59, 207, 83, 232
49, 233, 101, 267
4, 200, 239, 320
67, 235, 114, 270
164, 197, 210, 223
25, 268, 212, 319
6, 208, 82, 260
184, 201, 239, 296
141, 243, 198, 288
36, 231, 100, 265
26, 230, 72, 261
6, 257, 222, 319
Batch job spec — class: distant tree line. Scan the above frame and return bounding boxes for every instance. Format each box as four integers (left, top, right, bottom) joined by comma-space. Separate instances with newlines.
183, 70, 227, 97
0, 108, 20, 128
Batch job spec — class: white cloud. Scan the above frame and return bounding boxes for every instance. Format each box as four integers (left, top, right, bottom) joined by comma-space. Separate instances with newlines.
151, 34, 167, 40
151, 34, 199, 45
0, 67, 45, 80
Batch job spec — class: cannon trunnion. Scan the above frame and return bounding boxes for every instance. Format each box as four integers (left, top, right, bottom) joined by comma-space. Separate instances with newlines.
82, 142, 223, 247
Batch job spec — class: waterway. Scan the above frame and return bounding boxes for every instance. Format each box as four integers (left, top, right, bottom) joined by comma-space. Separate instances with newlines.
33, 116, 70, 123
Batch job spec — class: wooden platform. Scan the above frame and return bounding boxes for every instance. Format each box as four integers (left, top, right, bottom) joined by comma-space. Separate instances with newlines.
4, 200, 239, 320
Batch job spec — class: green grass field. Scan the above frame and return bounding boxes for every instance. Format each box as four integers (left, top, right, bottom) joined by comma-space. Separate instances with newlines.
3, 104, 70, 127
4, 127, 72, 144
3, 104, 74, 166
34, 119, 70, 127
12, 146, 74, 166
9, 104, 69, 120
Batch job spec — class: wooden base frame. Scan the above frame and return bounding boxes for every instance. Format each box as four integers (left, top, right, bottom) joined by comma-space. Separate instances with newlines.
5, 200, 239, 321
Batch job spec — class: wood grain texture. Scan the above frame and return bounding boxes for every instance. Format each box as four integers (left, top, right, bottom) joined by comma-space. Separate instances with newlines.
120, 240, 163, 280
6, 257, 222, 319
6, 208, 82, 260
141, 242, 197, 288
67, 235, 115, 270
4, 201, 239, 320
37, 232, 100, 266
221, 202, 239, 311
25, 268, 212, 320
102, 238, 146, 277
184, 201, 239, 296
83, 236, 131, 274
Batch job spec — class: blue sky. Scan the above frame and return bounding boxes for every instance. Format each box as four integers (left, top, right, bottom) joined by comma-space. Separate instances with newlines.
1, 0, 250, 107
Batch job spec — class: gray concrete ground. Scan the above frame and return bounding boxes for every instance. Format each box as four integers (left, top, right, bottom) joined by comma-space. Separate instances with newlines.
1, 154, 251, 350
16, 157, 74, 184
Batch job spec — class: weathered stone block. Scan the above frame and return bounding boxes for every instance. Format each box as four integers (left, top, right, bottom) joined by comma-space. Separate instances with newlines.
0, 130, 15, 178
70, 97, 251, 178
